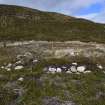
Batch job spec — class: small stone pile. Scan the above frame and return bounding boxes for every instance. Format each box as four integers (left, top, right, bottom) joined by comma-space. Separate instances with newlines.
45, 62, 104, 74
0, 52, 38, 71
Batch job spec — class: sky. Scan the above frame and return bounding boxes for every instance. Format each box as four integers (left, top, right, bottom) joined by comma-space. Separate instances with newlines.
0, 0, 105, 23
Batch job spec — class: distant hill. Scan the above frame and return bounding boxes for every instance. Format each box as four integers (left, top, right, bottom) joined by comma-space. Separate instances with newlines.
0, 4, 105, 43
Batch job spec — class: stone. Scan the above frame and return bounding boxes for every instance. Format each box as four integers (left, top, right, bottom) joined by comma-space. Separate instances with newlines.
6, 63, 12, 68
97, 64, 103, 69
15, 66, 24, 70
32, 59, 38, 63
6, 68, 11, 71
77, 66, 86, 72
1, 66, 4, 69
56, 68, 62, 73
66, 71, 72, 74
48, 67, 56, 74
18, 77, 24, 81
15, 60, 22, 65
70, 66, 77, 73
84, 70, 91, 74
72, 62, 77, 66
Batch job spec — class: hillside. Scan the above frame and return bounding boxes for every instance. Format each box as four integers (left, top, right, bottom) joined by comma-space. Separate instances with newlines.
0, 4, 105, 43
1, 4, 105, 105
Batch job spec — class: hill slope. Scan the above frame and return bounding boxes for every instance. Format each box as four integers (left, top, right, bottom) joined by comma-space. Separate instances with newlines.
0, 4, 105, 42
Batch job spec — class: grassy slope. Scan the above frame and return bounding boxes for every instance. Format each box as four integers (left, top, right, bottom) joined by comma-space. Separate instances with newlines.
0, 4, 105, 43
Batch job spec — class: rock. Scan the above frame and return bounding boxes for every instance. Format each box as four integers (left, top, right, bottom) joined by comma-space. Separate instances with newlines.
103, 71, 105, 74
1, 66, 5, 69
48, 67, 56, 74
15, 60, 23, 65
72, 62, 77, 66
77, 66, 86, 72
70, 66, 77, 73
56, 68, 62, 73
84, 70, 91, 74
16, 52, 34, 67
97, 64, 103, 69
62, 66, 67, 69
7, 63, 12, 68
15, 65, 24, 70
6, 68, 11, 71
32, 59, 38, 63
66, 71, 72, 74
61, 66, 68, 72
70, 51, 75, 56
18, 77, 24, 81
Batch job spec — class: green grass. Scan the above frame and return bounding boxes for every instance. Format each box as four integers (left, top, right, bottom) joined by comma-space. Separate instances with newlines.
0, 58, 105, 105
0, 4, 105, 43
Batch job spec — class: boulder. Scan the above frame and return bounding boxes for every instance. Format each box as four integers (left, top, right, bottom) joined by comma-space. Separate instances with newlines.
48, 67, 57, 74
56, 68, 62, 73
77, 66, 86, 72
70, 66, 77, 73
15, 65, 24, 70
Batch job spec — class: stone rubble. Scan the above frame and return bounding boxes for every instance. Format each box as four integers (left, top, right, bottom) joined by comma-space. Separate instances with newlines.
0, 52, 104, 74
0, 52, 38, 71
46, 63, 104, 74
